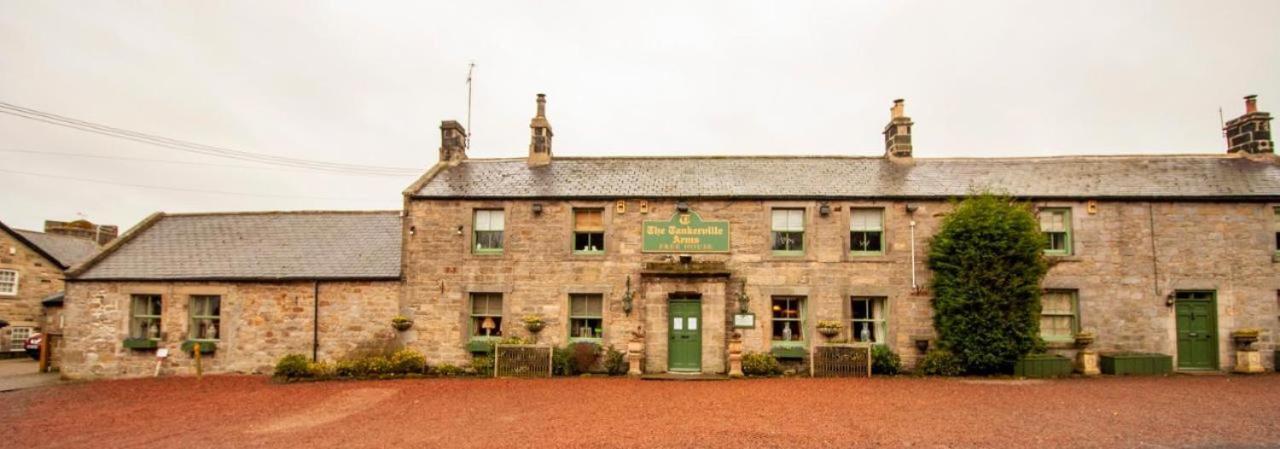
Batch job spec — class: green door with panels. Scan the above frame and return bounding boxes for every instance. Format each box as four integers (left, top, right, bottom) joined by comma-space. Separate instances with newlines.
668, 299, 702, 372
1175, 291, 1218, 370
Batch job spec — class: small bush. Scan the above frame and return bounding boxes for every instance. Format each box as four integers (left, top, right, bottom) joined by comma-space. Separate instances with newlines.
470, 355, 495, 377
552, 346, 575, 375
871, 345, 901, 375
570, 342, 601, 374
742, 352, 783, 376
603, 345, 627, 376
308, 361, 336, 380
435, 363, 464, 377
918, 349, 965, 376
389, 348, 427, 375
274, 354, 312, 379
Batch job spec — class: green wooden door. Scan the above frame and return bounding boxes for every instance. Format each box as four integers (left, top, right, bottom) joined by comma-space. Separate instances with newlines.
668, 299, 702, 372
1175, 292, 1218, 370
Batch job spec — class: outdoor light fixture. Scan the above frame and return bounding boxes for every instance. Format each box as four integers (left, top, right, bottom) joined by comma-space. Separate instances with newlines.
532, 203, 544, 215
1165, 292, 1176, 307
456, 225, 464, 235
409, 226, 416, 236
676, 201, 689, 213
905, 203, 919, 214
819, 202, 831, 216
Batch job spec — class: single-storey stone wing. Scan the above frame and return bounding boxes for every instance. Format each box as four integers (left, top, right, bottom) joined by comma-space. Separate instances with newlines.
63, 94, 1279, 378
62, 211, 401, 378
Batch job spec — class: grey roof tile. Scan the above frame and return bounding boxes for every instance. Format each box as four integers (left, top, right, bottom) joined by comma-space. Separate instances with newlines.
75, 211, 401, 281
412, 155, 1280, 199
14, 230, 100, 268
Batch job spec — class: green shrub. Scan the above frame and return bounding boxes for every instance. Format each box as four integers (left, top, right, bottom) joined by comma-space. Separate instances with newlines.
742, 352, 783, 376
389, 348, 428, 375
435, 363, 464, 377
871, 345, 901, 375
470, 355, 495, 377
552, 346, 575, 376
274, 354, 312, 379
918, 349, 965, 376
308, 361, 335, 380
928, 193, 1048, 374
570, 342, 601, 374
603, 345, 627, 376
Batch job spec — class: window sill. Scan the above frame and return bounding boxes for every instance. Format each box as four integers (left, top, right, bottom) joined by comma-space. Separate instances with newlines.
571, 251, 605, 257
1045, 254, 1080, 262
1272, 253, 1280, 263
771, 251, 805, 257
471, 250, 505, 256
569, 338, 602, 345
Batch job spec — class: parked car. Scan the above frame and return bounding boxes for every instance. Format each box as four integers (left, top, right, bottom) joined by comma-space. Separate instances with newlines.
24, 333, 42, 360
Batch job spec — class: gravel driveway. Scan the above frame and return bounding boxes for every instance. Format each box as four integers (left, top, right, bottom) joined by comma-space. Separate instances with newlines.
4, 375, 1280, 448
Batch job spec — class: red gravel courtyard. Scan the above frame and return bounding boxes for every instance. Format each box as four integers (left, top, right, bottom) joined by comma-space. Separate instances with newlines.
5, 374, 1280, 448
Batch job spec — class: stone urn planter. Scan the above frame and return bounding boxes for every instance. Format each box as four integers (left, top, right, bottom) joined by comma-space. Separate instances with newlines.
1231, 328, 1261, 350
391, 315, 413, 332
1073, 331, 1096, 348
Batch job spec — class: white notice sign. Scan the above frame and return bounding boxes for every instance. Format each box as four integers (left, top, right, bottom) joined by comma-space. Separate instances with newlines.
688, 318, 698, 330
673, 318, 683, 330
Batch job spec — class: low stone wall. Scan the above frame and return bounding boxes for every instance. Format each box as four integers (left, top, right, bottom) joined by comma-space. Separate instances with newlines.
61, 280, 399, 379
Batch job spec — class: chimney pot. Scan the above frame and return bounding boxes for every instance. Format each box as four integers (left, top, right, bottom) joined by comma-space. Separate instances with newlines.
528, 93, 553, 166
883, 99, 914, 159
1245, 95, 1258, 114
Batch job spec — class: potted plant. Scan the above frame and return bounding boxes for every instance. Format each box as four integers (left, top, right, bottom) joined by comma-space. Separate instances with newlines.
1232, 328, 1261, 349
391, 315, 414, 332
521, 315, 546, 333
1073, 330, 1096, 348
816, 320, 843, 339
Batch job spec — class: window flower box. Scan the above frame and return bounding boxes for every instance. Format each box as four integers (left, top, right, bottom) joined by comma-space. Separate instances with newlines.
771, 345, 807, 360
1100, 352, 1172, 375
123, 338, 159, 350
1013, 353, 1072, 378
467, 339, 495, 354
181, 340, 217, 354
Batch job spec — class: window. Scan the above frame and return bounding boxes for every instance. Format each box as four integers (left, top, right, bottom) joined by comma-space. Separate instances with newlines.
1040, 290, 1079, 342
1273, 207, 1279, 253
8, 326, 31, 352
573, 208, 605, 254
771, 296, 805, 343
569, 294, 604, 340
850, 297, 887, 344
0, 269, 16, 295
130, 294, 163, 340
189, 295, 221, 341
473, 209, 505, 253
1039, 208, 1072, 255
469, 292, 503, 338
771, 209, 805, 254
850, 208, 885, 255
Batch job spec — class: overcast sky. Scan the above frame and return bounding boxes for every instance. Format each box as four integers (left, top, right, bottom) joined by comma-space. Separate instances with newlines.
2, 1, 1278, 232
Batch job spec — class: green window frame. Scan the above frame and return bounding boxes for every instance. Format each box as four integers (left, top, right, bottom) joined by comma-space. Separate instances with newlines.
469, 292, 503, 338
572, 208, 605, 254
1039, 208, 1072, 255
568, 293, 604, 342
850, 208, 885, 256
771, 208, 805, 255
1039, 290, 1079, 342
130, 294, 163, 341
473, 209, 505, 254
188, 295, 221, 341
770, 296, 805, 346
850, 297, 887, 344
1272, 207, 1279, 254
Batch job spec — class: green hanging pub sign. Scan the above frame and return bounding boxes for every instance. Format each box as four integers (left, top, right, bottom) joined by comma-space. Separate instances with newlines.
642, 211, 730, 253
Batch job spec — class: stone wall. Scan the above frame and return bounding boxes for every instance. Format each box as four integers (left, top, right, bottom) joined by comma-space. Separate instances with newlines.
402, 198, 1280, 373
0, 230, 65, 352
60, 280, 399, 379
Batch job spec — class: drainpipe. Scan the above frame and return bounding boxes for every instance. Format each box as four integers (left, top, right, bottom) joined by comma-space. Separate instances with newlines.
313, 281, 320, 362
906, 204, 919, 291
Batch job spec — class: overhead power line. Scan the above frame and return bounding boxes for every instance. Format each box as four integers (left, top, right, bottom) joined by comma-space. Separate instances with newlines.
0, 148, 413, 177
0, 101, 424, 176
0, 168, 381, 201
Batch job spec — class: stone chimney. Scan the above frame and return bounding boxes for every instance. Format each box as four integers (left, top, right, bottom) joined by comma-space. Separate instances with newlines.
883, 99, 913, 159
44, 219, 118, 245
439, 120, 467, 164
1224, 95, 1273, 155
528, 93, 553, 167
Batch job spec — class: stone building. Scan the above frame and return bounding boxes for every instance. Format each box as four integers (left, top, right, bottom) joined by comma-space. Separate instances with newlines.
60, 211, 401, 378
0, 219, 101, 356
61, 94, 1279, 377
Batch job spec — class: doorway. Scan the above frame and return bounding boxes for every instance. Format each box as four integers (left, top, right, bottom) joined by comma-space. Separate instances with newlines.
667, 295, 702, 372
1174, 291, 1218, 371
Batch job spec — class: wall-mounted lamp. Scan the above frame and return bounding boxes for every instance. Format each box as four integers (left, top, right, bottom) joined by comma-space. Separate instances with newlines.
409, 225, 416, 236
456, 225, 464, 236
819, 202, 831, 216
1165, 292, 1175, 307
676, 201, 689, 213
905, 203, 919, 214
532, 203, 544, 215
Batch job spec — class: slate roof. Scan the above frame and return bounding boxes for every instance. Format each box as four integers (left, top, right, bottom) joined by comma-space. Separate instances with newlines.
14, 230, 100, 268
411, 155, 1280, 200
73, 211, 401, 281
